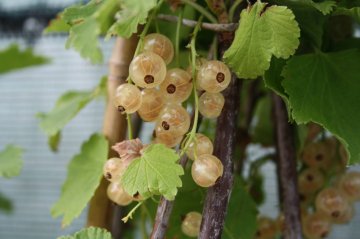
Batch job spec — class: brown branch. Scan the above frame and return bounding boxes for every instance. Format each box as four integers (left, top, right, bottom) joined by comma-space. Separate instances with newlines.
150, 154, 188, 239
157, 14, 238, 32
272, 93, 303, 239
86, 35, 138, 235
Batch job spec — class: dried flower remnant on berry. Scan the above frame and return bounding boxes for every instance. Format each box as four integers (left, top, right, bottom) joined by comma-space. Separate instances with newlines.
112, 138, 144, 161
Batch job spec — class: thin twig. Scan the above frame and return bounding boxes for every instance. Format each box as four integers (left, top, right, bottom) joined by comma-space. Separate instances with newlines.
272, 93, 303, 239
157, 14, 238, 32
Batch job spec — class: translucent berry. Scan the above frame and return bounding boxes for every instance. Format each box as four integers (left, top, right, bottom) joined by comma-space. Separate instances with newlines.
159, 68, 192, 103
186, 133, 213, 161
129, 52, 167, 88
181, 211, 202, 237
114, 83, 142, 114
255, 216, 278, 239
191, 154, 223, 187
301, 142, 333, 169
315, 187, 350, 221
103, 157, 127, 182
332, 203, 354, 224
198, 92, 225, 118
137, 88, 164, 122
197, 60, 231, 93
107, 182, 133, 206
143, 33, 174, 64
154, 129, 183, 148
298, 168, 325, 195
302, 212, 332, 239
156, 104, 190, 137
338, 171, 360, 201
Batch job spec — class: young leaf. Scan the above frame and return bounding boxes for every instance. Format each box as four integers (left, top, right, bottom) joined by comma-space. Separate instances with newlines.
57, 227, 112, 239
224, 178, 258, 239
223, 1, 300, 79
0, 44, 49, 74
44, 16, 71, 34
62, 0, 100, 25
122, 144, 184, 200
282, 50, 360, 164
51, 134, 108, 227
38, 77, 106, 149
66, 18, 102, 63
107, 0, 157, 38
0, 145, 23, 179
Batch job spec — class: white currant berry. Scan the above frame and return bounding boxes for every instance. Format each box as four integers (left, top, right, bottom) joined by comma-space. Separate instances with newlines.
103, 157, 127, 182
302, 212, 332, 239
191, 154, 223, 187
338, 171, 360, 201
114, 83, 142, 114
255, 216, 278, 239
129, 52, 167, 88
155, 104, 190, 137
137, 88, 164, 122
298, 168, 325, 195
301, 142, 333, 169
197, 60, 231, 93
107, 182, 133, 206
154, 129, 183, 148
143, 33, 174, 64
315, 187, 350, 221
198, 92, 225, 118
181, 211, 202, 237
159, 68, 192, 103
186, 133, 213, 161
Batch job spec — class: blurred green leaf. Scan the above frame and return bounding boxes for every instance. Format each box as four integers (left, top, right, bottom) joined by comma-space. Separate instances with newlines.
0, 191, 13, 214
38, 77, 106, 150
44, 16, 70, 34
333, 7, 360, 23
300, 0, 337, 14
0, 44, 49, 74
48, 132, 62, 152
224, 178, 258, 239
51, 134, 108, 227
0, 145, 23, 179
58, 227, 112, 239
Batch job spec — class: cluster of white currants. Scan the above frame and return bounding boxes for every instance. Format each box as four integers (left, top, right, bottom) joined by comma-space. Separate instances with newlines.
253, 137, 360, 239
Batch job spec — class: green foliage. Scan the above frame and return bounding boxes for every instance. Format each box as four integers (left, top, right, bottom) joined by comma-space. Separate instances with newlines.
122, 144, 183, 200
282, 50, 360, 164
0, 145, 23, 179
0, 44, 49, 74
58, 227, 112, 239
0, 192, 13, 214
51, 134, 108, 227
223, 0, 300, 79
44, 17, 70, 33
224, 178, 258, 239
300, 0, 337, 14
62, 1, 100, 24
108, 0, 157, 38
38, 77, 106, 151
250, 95, 273, 146
66, 18, 102, 63
333, 7, 360, 23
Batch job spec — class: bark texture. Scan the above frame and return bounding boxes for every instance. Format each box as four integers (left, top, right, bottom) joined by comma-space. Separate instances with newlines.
272, 94, 303, 239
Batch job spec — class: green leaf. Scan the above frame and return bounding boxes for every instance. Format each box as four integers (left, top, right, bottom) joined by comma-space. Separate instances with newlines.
224, 178, 258, 239
0, 145, 23, 179
264, 58, 287, 101
0, 44, 49, 74
0, 191, 13, 214
223, 1, 300, 79
300, 0, 337, 14
122, 144, 183, 200
66, 18, 102, 63
108, 0, 157, 38
333, 7, 360, 23
57, 227, 112, 239
62, 0, 100, 25
44, 16, 71, 34
282, 50, 360, 164
51, 134, 108, 227
38, 77, 106, 148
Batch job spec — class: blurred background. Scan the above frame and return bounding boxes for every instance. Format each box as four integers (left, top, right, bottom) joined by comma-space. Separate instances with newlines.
0, 1, 360, 239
